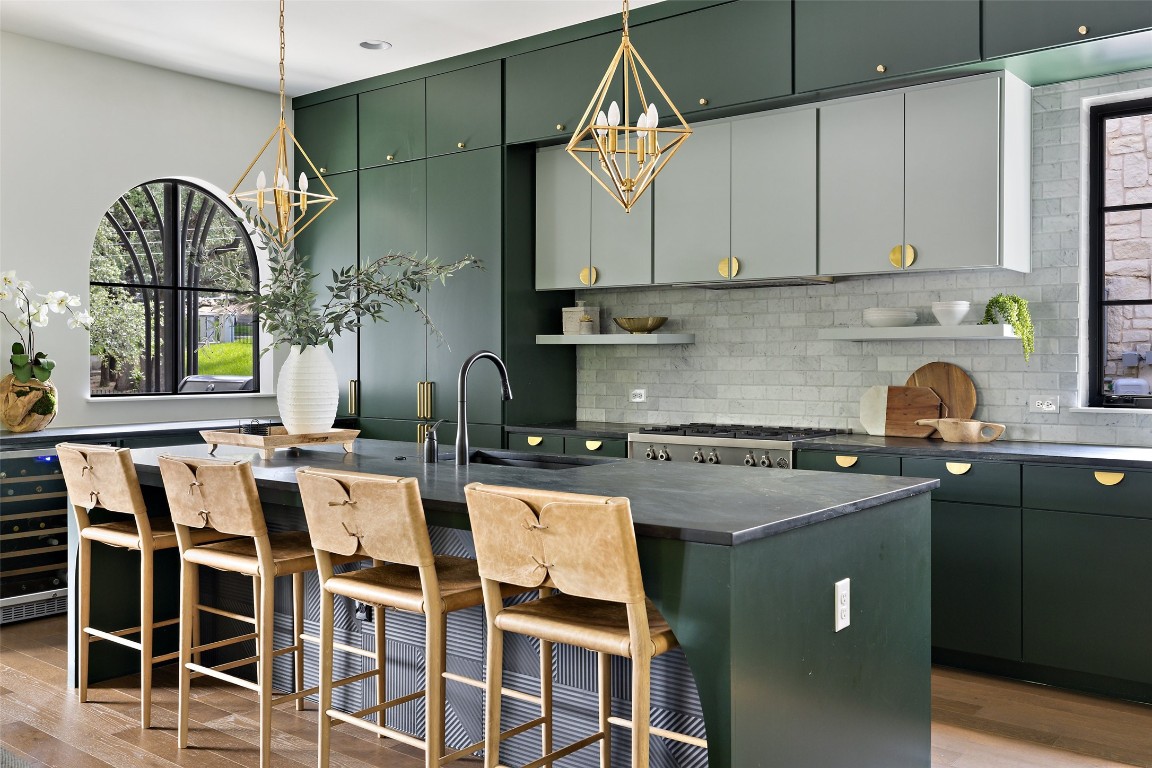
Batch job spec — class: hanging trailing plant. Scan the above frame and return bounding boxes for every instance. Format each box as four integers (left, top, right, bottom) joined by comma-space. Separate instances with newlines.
980, 293, 1034, 362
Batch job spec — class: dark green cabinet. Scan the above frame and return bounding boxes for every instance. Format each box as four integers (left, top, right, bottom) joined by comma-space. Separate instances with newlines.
794, 0, 980, 93
357, 161, 428, 420
358, 418, 501, 450
984, 1, 1152, 59
629, 0, 792, 116
426, 61, 502, 156
901, 457, 1021, 506
358, 79, 425, 168
1023, 508, 1152, 684
294, 96, 357, 177
507, 432, 564, 454
795, 451, 901, 476
1023, 464, 1151, 520
294, 170, 359, 417
563, 436, 627, 458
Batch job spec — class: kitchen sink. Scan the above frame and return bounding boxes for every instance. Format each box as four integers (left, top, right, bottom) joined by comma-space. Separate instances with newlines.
463, 449, 621, 470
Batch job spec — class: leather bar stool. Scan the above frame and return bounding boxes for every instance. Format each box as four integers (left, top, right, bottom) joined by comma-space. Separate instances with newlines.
56, 442, 233, 729
157, 455, 357, 768
464, 482, 709, 768
297, 467, 538, 768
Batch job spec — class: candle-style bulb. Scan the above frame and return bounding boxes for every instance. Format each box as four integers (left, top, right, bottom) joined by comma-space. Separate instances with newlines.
298, 173, 308, 193
596, 110, 608, 138
646, 103, 658, 127
635, 112, 648, 138
607, 101, 621, 126
256, 171, 267, 191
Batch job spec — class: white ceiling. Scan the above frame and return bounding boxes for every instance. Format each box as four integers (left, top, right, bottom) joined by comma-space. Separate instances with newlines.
0, 0, 664, 97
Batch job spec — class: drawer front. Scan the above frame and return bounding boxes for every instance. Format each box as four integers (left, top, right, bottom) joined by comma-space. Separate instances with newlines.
564, 437, 627, 458
902, 457, 1020, 507
795, 451, 901, 476
1023, 464, 1151, 519
507, 433, 564, 454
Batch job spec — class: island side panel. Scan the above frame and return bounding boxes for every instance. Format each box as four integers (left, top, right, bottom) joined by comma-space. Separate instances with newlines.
731, 494, 932, 768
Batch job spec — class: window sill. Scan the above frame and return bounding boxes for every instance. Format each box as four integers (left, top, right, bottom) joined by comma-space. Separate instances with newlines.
86, 392, 276, 402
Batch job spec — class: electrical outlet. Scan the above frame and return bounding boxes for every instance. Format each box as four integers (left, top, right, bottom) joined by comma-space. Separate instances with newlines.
630, 388, 647, 403
834, 578, 850, 632
1027, 395, 1060, 413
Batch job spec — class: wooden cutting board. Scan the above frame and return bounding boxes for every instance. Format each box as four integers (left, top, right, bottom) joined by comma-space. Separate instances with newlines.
860, 385, 947, 437
905, 362, 977, 437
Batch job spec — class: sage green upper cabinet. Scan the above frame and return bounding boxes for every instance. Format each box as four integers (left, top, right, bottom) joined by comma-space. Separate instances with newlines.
358, 161, 428, 420
535, 145, 590, 290
427, 148, 503, 426
505, 32, 622, 145
654, 121, 731, 284
426, 61, 502, 157
359, 79, 425, 168
730, 109, 817, 280
294, 96, 357, 177
628, 1, 792, 116
983, 0, 1152, 59
590, 175, 652, 288
794, 0, 980, 93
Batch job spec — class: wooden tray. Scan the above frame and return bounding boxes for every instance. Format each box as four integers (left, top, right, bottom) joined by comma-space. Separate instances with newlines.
906, 362, 977, 437
200, 427, 360, 460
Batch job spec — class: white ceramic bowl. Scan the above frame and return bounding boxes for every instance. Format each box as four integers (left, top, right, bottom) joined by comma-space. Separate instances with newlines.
863, 308, 917, 327
931, 301, 970, 326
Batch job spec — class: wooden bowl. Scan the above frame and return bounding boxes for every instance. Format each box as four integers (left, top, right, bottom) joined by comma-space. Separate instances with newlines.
915, 418, 1005, 443
613, 316, 668, 334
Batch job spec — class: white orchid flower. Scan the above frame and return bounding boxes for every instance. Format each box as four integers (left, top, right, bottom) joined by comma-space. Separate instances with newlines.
0, 271, 15, 288
0, 286, 10, 302
68, 310, 93, 330
42, 290, 79, 313
29, 303, 50, 327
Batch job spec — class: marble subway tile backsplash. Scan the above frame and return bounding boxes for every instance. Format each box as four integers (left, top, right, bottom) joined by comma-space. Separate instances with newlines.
576, 69, 1152, 448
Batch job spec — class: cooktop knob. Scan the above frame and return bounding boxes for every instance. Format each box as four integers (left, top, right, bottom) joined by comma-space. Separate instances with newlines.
692, 449, 705, 463
644, 446, 657, 460
744, 453, 755, 466
657, 447, 670, 461
706, 450, 720, 464
759, 454, 772, 468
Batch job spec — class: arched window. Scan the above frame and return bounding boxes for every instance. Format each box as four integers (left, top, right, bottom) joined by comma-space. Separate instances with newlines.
89, 179, 260, 395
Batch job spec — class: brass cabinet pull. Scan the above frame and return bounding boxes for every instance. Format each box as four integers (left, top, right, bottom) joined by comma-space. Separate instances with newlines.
1094, 471, 1124, 486
945, 462, 971, 476
876, 64, 887, 73
888, 244, 917, 269
347, 380, 358, 414
718, 256, 740, 279
699, 98, 709, 106
1078, 25, 1088, 35
555, 123, 566, 131
319, 167, 327, 173
835, 455, 859, 468
585, 440, 603, 451
417, 422, 429, 445
417, 381, 435, 419
386, 154, 395, 161
457, 142, 466, 149
579, 266, 599, 286
527, 436, 543, 446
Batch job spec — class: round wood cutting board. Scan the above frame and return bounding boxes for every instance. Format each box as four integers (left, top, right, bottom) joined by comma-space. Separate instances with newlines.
905, 362, 977, 435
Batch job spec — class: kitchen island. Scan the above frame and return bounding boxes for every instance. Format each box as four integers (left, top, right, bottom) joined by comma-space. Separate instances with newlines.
78, 439, 937, 768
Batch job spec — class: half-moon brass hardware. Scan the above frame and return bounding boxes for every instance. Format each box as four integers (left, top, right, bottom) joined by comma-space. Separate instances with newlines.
699, 98, 709, 106
835, 456, 859, 468
386, 154, 395, 161
556, 124, 565, 131
945, 462, 972, 476
1094, 471, 1124, 486
527, 436, 543, 446
1078, 25, 1088, 35
579, 266, 599, 286
718, 257, 740, 279
457, 142, 466, 149
876, 64, 887, 73
585, 440, 603, 451
888, 244, 917, 269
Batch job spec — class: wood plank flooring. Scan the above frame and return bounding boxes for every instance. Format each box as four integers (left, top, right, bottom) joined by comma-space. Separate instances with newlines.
2, 616, 1149, 767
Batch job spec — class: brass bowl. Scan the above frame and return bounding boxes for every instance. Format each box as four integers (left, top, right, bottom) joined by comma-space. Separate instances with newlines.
613, 316, 668, 334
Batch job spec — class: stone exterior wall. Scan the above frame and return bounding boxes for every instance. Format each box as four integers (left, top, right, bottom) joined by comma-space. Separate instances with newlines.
574, 69, 1152, 447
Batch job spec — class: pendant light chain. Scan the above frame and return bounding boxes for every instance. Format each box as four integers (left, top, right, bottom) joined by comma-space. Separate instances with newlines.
278, 0, 287, 122
622, 0, 629, 35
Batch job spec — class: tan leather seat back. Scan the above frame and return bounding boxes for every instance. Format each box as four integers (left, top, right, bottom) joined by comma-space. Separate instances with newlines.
158, 455, 266, 538
56, 443, 146, 515
297, 468, 434, 568
464, 483, 645, 604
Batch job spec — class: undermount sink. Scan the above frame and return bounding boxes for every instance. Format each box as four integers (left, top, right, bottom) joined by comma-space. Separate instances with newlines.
461, 449, 621, 470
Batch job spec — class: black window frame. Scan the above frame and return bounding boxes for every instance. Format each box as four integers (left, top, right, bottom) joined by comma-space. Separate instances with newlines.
1087, 96, 1152, 410
90, 179, 261, 397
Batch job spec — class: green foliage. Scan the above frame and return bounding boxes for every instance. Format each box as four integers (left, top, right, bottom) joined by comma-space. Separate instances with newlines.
197, 341, 254, 376
89, 220, 147, 381
30, 389, 56, 416
980, 293, 1034, 362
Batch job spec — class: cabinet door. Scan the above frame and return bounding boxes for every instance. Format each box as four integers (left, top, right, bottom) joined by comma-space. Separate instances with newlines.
590, 173, 652, 287
505, 32, 622, 145
818, 93, 904, 276
984, 0, 1152, 59
904, 77, 1001, 271
794, 451, 901, 476
932, 501, 1021, 659
294, 171, 358, 416
427, 148, 503, 425
358, 161, 428, 419
1023, 509, 1152, 684
629, 1, 792, 117
426, 61, 502, 157
508, 432, 564, 454
359, 79, 426, 168
795, 0, 980, 93
563, 436, 627, 458
294, 96, 357, 177
535, 146, 590, 290
653, 121, 731, 284
731, 109, 817, 280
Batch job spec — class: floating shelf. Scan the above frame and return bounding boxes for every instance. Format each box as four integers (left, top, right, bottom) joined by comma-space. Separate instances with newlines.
818, 324, 1020, 341
535, 333, 695, 345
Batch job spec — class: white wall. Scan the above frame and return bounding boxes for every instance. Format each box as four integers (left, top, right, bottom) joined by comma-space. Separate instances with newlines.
1, 32, 282, 427
577, 69, 1152, 448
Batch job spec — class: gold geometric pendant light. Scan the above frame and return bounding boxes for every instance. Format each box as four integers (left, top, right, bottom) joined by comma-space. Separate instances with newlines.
230, 0, 336, 247
566, 0, 691, 213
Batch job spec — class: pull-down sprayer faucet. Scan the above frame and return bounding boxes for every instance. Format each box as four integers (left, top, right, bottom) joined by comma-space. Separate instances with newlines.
455, 351, 512, 465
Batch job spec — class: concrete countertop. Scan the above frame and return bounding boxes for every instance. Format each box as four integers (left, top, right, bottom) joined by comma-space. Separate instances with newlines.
129, 438, 937, 547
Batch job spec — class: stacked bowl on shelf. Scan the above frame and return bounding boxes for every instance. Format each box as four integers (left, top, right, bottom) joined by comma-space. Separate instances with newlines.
931, 300, 971, 326
863, 307, 918, 327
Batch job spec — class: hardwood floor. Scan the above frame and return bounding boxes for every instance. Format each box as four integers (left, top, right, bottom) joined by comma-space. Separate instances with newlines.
1, 616, 1149, 767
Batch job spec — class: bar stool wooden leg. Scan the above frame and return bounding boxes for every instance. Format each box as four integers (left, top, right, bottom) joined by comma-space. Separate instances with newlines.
139, 542, 154, 729
484, 622, 504, 768
425, 610, 447, 768
598, 651, 611, 768
177, 558, 196, 749
632, 653, 651, 768
190, 565, 202, 667
293, 572, 305, 711
318, 583, 335, 768
541, 638, 554, 764
77, 536, 92, 705
375, 601, 386, 731
258, 573, 275, 768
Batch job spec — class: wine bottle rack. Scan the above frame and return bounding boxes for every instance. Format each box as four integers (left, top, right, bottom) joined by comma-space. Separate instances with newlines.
0, 449, 68, 624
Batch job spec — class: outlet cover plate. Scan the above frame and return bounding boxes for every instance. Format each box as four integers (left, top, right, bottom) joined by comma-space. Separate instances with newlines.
630, 389, 647, 403
1028, 395, 1060, 413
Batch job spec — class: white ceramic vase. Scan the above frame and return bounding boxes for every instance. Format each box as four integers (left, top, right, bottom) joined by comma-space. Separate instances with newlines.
276, 345, 339, 434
